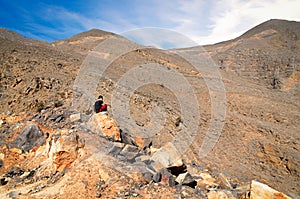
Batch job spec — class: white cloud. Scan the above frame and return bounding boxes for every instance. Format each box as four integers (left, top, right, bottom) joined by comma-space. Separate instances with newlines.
191, 0, 300, 44
15, 0, 300, 45
115, 0, 300, 46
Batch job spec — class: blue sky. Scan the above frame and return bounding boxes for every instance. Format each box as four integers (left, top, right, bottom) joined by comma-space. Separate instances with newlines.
0, 0, 300, 48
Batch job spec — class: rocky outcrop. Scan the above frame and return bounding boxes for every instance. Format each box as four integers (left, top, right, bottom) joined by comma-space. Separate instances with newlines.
8, 123, 46, 152
88, 113, 121, 142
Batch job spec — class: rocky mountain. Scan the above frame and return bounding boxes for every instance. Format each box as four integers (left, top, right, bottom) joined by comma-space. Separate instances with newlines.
203, 19, 300, 90
0, 19, 299, 198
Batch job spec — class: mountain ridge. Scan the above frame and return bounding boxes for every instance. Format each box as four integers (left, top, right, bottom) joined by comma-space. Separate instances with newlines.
0, 19, 299, 198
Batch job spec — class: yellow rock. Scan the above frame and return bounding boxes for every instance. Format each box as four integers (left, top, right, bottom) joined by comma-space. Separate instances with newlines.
250, 180, 291, 199
9, 148, 22, 154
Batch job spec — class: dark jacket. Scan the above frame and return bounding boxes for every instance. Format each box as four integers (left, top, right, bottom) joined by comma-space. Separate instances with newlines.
94, 99, 103, 113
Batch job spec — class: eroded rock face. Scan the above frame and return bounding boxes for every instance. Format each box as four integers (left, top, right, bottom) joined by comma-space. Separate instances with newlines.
8, 123, 46, 152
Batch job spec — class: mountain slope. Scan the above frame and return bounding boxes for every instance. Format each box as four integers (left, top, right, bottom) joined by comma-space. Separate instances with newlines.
200, 19, 300, 90
0, 20, 299, 198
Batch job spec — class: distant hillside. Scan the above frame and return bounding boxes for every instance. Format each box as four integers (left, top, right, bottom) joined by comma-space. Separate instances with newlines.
0, 28, 49, 46
199, 19, 300, 90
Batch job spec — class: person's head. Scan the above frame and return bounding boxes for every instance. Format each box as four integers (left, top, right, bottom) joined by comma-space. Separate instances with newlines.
98, 95, 103, 100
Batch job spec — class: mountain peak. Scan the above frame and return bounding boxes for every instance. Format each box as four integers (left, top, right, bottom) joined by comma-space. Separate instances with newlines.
61, 28, 115, 42
239, 19, 300, 39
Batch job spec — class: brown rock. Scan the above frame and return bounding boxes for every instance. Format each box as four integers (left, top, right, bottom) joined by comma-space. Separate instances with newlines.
88, 114, 121, 142
196, 172, 218, 189
160, 169, 175, 187
250, 180, 291, 199
132, 136, 152, 150
69, 113, 81, 122
8, 148, 22, 154
48, 130, 84, 172
207, 190, 237, 199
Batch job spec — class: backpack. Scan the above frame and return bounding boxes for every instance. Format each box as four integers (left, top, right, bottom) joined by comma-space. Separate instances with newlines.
99, 104, 107, 112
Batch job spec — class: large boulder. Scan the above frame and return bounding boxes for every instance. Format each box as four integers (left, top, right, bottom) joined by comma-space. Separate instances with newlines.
33, 129, 85, 175
250, 180, 291, 199
150, 142, 184, 172
48, 130, 85, 172
88, 114, 121, 142
8, 123, 46, 152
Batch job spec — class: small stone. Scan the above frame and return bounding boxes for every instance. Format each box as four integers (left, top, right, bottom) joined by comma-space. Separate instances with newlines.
9, 148, 22, 154
0, 178, 8, 185
135, 155, 151, 164
20, 171, 30, 178
41, 109, 47, 114
69, 113, 81, 122
119, 144, 140, 161
121, 144, 140, 153
175, 172, 196, 187
142, 172, 153, 183
256, 151, 264, 158
0, 119, 5, 126
108, 142, 125, 156
120, 129, 137, 146
159, 169, 175, 187
133, 136, 152, 150
181, 190, 190, 197
153, 172, 161, 183
8, 190, 19, 199
197, 178, 217, 189
176, 172, 188, 184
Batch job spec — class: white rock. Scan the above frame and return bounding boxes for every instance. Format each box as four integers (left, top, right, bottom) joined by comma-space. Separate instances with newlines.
150, 142, 183, 171
250, 180, 291, 199
175, 172, 188, 184
69, 113, 81, 122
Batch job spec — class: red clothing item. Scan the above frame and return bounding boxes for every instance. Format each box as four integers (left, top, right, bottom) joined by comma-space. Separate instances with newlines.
99, 104, 107, 112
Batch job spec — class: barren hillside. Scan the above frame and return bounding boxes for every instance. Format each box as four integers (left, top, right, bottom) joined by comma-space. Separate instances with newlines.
0, 19, 299, 198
